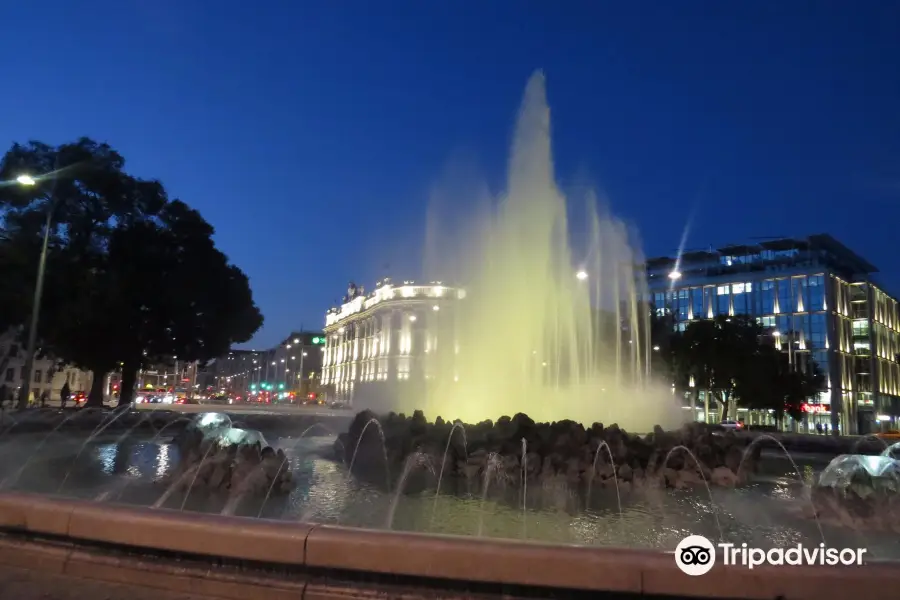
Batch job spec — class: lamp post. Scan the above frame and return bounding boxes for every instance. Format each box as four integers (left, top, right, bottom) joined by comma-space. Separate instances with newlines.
299, 351, 308, 396
772, 330, 794, 368
15, 173, 56, 409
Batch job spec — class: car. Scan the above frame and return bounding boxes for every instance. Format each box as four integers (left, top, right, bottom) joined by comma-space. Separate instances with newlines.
718, 419, 743, 430
72, 392, 87, 406
876, 430, 900, 440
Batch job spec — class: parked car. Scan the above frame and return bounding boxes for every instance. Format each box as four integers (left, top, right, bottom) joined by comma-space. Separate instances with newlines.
718, 419, 743, 430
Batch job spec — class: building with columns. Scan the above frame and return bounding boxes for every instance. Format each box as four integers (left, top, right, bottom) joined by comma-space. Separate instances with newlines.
646, 234, 900, 435
320, 279, 465, 409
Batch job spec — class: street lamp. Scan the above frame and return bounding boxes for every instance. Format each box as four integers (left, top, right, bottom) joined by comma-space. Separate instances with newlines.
298, 351, 308, 395
575, 270, 588, 281
668, 270, 682, 280
772, 330, 794, 367
16, 171, 57, 408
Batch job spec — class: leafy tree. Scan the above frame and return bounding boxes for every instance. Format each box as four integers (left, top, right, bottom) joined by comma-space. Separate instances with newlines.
735, 339, 825, 425
648, 310, 676, 377
668, 315, 826, 423
670, 315, 767, 419
100, 200, 263, 405
0, 139, 263, 407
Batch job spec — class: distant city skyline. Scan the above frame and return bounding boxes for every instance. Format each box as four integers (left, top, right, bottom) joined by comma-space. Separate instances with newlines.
2, 2, 898, 346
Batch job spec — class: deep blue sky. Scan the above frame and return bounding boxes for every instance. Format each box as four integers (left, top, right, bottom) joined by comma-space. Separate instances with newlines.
2, 1, 899, 347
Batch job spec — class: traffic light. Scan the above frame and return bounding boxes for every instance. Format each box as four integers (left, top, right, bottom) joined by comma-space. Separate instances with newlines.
311, 336, 325, 345
278, 383, 285, 390
250, 384, 257, 390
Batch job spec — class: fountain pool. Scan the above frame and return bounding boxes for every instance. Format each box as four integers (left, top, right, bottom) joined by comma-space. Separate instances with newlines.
2, 420, 899, 559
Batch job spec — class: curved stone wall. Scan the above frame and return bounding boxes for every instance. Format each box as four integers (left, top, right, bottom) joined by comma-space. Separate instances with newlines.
0, 491, 897, 599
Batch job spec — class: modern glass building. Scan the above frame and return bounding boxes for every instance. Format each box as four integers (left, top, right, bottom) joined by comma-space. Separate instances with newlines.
645, 234, 900, 435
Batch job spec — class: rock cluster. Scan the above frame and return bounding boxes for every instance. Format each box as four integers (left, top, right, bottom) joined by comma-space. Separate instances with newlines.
808, 453, 900, 533
169, 425, 295, 497
337, 410, 759, 490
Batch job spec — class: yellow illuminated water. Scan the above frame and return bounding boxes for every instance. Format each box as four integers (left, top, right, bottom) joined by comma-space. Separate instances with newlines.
405, 71, 683, 431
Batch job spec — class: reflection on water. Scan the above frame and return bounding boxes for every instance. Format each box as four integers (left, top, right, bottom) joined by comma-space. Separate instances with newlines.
1, 432, 899, 557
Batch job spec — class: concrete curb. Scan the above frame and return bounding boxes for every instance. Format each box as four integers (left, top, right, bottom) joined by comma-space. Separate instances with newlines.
0, 491, 898, 598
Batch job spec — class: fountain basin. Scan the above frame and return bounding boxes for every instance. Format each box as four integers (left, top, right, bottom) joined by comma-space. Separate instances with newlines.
0, 491, 897, 599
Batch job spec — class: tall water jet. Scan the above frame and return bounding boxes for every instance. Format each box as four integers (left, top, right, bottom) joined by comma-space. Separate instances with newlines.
401, 71, 681, 431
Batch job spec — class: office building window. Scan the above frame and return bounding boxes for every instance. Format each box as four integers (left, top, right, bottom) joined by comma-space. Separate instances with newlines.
654, 293, 665, 311
808, 274, 826, 311
691, 288, 703, 319
792, 276, 808, 313
716, 285, 729, 315
760, 315, 776, 329
761, 280, 776, 314
794, 314, 810, 345
677, 289, 689, 320
4, 369, 12, 382
809, 313, 826, 349
812, 350, 829, 370
777, 279, 791, 314
34, 370, 41, 383
703, 287, 714, 318
732, 282, 751, 315
666, 291, 677, 313
777, 315, 792, 339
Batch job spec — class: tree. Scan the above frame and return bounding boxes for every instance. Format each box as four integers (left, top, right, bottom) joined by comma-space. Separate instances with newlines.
735, 340, 825, 425
0, 139, 263, 407
100, 201, 263, 405
649, 310, 676, 377
669, 316, 827, 423
670, 315, 767, 419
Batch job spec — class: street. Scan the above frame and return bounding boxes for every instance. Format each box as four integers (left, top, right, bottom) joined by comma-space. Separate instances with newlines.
134, 401, 353, 418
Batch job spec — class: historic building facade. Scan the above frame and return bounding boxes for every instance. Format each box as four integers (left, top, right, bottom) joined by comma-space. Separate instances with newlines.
320, 279, 464, 408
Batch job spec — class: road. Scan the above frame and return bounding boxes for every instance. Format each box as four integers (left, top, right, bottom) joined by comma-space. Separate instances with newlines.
134, 401, 353, 418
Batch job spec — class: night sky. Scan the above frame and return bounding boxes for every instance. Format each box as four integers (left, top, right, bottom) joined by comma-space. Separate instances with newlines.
2, 1, 899, 347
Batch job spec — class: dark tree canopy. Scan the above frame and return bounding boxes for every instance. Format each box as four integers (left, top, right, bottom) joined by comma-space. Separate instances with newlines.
0, 138, 263, 406
660, 314, 824, 423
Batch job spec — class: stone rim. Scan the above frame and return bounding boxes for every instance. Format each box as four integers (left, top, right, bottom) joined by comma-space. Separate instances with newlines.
0, 491, 897, 599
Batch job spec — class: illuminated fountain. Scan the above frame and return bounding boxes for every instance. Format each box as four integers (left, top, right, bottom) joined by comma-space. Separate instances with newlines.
401, 71, 682, 431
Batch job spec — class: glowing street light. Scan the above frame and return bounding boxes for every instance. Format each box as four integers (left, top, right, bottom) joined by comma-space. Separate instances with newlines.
15, 165, 62, 408
668, 270, 682, 280
653, 345, 660, 351
575, 270, 588, 281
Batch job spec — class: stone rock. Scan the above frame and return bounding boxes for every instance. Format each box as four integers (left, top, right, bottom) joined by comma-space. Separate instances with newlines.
167, 414, 294, 499
335, 410, 763, 491
710, 467, 738, 487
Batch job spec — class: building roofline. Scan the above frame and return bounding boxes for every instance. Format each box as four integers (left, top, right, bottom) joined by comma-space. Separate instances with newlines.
646, 234, 878, 275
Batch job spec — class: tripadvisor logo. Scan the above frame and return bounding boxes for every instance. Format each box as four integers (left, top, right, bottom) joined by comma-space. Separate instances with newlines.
675, 535, 867, 576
